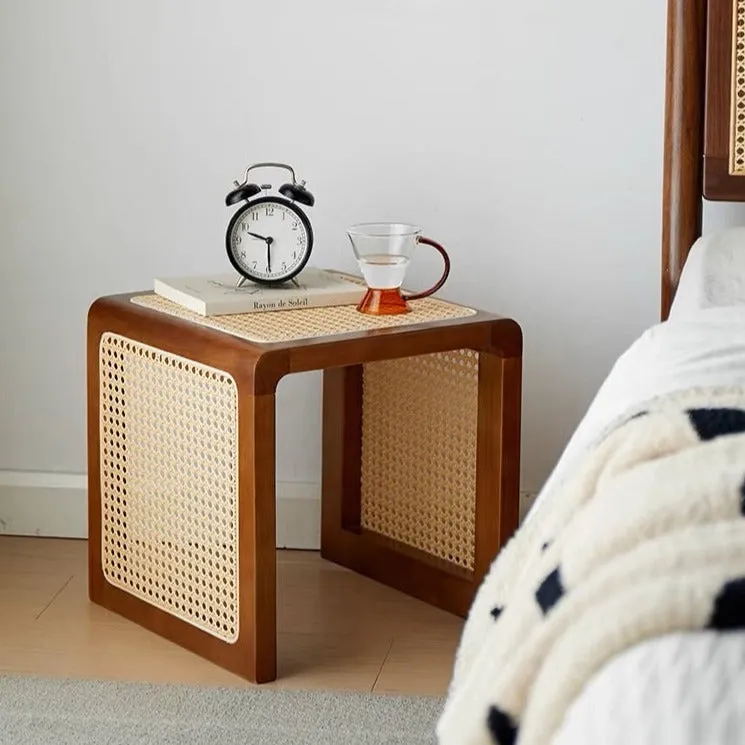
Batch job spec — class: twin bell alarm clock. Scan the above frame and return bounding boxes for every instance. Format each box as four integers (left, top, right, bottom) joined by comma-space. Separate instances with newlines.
224, 162, 315, 286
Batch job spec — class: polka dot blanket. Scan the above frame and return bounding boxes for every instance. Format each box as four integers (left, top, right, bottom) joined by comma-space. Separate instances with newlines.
437, 385, 745, 745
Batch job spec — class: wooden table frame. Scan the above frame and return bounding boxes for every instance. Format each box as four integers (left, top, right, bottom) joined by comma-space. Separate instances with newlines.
87, 293, 522, 683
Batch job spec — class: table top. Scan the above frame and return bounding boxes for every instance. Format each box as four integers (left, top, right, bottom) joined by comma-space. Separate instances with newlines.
90, 290, 521, 391
130, 291, 479, 344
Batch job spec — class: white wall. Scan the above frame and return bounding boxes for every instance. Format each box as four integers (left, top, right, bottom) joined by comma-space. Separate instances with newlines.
0, 0, 689, 508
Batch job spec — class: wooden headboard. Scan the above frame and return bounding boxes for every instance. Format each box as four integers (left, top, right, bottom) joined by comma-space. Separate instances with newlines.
662, 0, 745, 319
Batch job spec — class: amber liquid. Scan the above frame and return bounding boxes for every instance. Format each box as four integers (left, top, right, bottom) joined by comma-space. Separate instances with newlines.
356, 288, 410, 315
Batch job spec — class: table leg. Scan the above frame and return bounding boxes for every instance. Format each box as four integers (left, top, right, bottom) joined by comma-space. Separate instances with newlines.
321, 349, 521, 617
240, 390, 278, 683
474, 353, 522, 580
87, 323, 278, 683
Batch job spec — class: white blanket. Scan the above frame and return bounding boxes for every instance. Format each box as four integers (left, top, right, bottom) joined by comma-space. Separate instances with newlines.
529, 227, 745, 528
528, 305, 745, 526
437, 385, 745, 745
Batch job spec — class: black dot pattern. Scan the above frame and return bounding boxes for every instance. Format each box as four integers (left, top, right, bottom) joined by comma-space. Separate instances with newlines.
536, 567, 565, 615
490, 605, 503, 621
687, 407, 745, 441
487, 705, 518, 745
709, 576, 745, 631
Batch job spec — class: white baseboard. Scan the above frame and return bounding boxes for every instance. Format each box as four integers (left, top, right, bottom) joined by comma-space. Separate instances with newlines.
0, 470, 534, 550
0, 471, 88, 539
0, 471, 321, 549
275, 483, 321, 549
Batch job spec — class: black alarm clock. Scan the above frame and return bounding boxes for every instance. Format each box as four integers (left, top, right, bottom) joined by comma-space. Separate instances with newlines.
224, 162, 315, 285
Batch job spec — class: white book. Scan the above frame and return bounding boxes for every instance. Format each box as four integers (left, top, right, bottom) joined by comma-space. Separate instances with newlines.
153, 266, 366, 317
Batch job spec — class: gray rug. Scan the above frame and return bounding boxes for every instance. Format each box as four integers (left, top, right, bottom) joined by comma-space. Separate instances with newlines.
0, 675, 443, 744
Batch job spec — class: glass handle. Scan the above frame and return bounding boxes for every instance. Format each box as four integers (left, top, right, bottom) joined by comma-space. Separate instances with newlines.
403, 236, 451, 301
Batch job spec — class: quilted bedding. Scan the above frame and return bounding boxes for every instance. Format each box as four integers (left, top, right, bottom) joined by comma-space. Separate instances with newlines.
437, 385, 745, 745
552, 632, 745, 745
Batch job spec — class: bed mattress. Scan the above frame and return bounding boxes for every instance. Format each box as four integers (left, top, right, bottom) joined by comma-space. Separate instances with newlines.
523, 240, 745, 743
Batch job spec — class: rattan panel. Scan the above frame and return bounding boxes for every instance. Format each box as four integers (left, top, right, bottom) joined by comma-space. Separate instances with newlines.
732, 0, 745, 174
130, 293, 475, 344
360, 349, 479, 570
99, 333, 240, 643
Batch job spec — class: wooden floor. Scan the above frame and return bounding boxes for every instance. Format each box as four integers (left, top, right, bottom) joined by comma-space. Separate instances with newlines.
0, 536, 463, 695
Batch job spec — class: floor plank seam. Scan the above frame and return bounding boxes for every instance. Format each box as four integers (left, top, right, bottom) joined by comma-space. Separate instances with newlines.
34, 575, 74, 620
371, 639, 395, 692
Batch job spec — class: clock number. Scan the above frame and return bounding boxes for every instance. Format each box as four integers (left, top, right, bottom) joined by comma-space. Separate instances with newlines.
251, 261, 257, 268
251, 211, 259, 222
234, 235, 242, 245
292, 250, 297, 259
265, 206, 274, 216
239, 250, 246, 260
292, 221, 299, 231
281, 261, 287, 271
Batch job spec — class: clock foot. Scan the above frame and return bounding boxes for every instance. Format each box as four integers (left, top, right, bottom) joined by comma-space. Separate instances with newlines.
236, 276, 248, 288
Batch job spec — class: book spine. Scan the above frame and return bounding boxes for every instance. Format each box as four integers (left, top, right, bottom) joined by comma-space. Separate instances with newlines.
214, 289, 364, 316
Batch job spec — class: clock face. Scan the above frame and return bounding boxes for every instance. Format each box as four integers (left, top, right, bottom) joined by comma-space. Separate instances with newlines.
226, 196, 313, 283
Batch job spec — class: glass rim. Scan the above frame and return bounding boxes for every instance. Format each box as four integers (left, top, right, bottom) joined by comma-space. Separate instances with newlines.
346, 222, 421, 238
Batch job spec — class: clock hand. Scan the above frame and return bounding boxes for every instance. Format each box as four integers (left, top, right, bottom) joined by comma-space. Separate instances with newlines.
266, 236, 273, 273
246, 231, 269, 241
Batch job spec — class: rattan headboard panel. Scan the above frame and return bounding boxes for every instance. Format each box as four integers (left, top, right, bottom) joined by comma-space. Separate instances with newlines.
663, 0, 745, 319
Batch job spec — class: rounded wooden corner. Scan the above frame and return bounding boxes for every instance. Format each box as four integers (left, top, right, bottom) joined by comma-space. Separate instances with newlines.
487, 317, 523, 358
249, 351, 290, 395
87, 296, 118, 331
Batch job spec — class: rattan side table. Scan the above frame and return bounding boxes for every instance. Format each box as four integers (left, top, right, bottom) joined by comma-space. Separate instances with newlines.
86, 289, 522, 683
